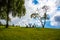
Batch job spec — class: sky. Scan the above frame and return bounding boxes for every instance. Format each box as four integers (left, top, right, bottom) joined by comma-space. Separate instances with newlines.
0, 0, 60, 28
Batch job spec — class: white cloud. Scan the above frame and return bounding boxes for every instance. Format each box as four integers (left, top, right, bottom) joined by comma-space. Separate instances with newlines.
1, 0, 60, 27
10, 0, 59, 27
50, 11, 60, 26
24, 0, 57, 26
0, 20, 6, 24
56, 0, 60, 6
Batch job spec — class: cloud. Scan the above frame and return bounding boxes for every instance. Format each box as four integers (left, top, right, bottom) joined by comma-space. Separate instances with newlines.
50, 11, 60, 26
24, 0, 60, 28
54, 16, 60, 22
0, 20, 6, 25
10, 0, 59, 27
56, 0, 60, 6
11, 17, 20, 25
1, 0, 60, 28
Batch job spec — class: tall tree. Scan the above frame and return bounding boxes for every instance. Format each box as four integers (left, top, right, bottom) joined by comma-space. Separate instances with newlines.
0, 0, 26, 28
41, 5, 49, 28
31, 6, 49, 28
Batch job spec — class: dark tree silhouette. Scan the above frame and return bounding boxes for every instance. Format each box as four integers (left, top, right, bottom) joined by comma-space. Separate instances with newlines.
0, 0, 26, 28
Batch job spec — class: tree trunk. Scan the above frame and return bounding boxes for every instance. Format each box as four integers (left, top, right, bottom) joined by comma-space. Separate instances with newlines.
6, 10, 9, 28
43, 19, 46, 28
39, 18, 44, 28
42, 13, 47, 28
42, 25, 44, 28
6, 0, 10, 28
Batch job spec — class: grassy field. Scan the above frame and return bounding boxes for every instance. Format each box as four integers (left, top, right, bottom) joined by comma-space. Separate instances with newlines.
0, 26, 60, 40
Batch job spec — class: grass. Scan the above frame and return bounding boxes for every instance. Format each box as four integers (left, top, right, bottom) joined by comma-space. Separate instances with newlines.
0, 26, 60, 40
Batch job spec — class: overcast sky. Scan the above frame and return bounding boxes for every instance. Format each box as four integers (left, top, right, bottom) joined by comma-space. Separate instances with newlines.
0, 0, 60, 28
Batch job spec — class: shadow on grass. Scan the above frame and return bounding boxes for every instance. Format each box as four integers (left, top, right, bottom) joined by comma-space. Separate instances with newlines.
0, 26, 7, 31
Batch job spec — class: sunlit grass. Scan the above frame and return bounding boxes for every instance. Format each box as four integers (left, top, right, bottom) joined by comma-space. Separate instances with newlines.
0, 26, 60, 40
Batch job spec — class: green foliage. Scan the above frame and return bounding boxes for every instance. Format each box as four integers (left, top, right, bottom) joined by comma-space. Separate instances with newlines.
0, 0, 26, 19
31, 13, 39, 19
0, 26, 60, 40
11, 0, 26, 17
0, 0, 26, 28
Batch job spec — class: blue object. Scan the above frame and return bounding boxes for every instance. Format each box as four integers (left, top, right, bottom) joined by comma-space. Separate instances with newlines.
57, 6, 60, 11
32, 0, 39, 5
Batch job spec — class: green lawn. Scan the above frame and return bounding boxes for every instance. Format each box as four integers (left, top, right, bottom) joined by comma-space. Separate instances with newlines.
0, 26, 60, 40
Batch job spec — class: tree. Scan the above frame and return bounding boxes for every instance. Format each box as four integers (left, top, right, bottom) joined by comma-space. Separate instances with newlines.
31, 5, 49, 28
31, 13, 41, 27
0, 0, 26, 28
0, 22, 2, 26
41, 5, 49, 28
